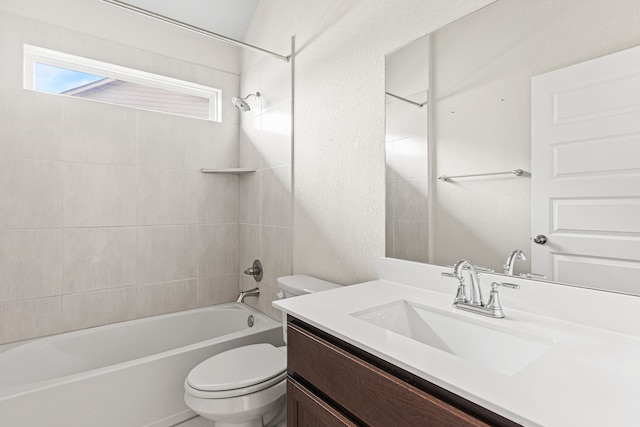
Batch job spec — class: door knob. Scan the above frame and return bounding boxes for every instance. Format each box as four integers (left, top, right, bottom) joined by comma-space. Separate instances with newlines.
533, 235, 548, 245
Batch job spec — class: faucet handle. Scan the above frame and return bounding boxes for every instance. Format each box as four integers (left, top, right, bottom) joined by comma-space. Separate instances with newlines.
473, 265, 495, 273
494, 282, 520, 290
484, 282, 520, 318
442, 271, 468, 303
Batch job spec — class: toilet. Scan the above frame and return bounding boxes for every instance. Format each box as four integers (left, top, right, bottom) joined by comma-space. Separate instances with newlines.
184, 275, 340, 427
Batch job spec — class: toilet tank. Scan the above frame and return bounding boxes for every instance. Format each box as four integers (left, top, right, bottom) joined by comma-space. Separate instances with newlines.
276, 274, 340, 298
276, 275, 340, 343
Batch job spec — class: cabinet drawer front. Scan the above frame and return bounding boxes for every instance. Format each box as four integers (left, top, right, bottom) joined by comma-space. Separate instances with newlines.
288, 321, 489, 427
288, 376, 358, 427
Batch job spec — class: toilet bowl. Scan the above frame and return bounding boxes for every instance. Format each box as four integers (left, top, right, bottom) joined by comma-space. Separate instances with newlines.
184, 275, 340, 427
184, 344, 287, 427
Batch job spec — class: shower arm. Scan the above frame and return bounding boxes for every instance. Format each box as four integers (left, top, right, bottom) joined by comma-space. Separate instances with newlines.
100, 0, 291, 63
242, 92, 260, 100
385, 91, 427, 108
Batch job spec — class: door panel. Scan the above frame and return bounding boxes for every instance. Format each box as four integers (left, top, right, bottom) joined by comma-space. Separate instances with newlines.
531, 45, 640, 292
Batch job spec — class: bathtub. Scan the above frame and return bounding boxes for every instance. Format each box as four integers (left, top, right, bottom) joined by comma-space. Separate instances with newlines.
0, 303, 283, 427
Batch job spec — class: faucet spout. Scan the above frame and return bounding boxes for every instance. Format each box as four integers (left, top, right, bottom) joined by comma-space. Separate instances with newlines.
237, 287, 260, 303
503, 250, 526, 276
452, 260, 483, 306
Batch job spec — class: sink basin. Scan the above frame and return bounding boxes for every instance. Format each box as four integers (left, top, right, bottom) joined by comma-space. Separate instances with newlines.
352, 300, 554, 375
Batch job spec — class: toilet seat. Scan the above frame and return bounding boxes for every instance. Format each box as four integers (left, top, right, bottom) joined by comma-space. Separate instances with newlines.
186, 343, 286, 399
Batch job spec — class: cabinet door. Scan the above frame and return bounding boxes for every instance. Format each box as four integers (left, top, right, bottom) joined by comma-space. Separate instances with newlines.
287, 377, 358, 427
288, 321, 492, 427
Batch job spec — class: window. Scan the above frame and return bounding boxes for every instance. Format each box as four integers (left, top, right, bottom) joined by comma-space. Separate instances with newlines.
24, 45, 221, 122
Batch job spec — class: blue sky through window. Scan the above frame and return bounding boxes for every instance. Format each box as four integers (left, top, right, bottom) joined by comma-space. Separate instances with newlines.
34, 63, 105, 94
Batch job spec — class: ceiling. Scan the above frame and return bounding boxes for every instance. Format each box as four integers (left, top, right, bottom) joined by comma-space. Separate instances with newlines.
119, 0, 259, 40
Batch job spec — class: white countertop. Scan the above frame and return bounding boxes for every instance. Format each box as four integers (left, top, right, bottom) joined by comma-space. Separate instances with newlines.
274, 259, 640, 426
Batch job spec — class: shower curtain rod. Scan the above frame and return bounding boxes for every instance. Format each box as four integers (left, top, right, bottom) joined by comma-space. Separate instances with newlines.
101, 0, 291, 63
385, 92, 427, 108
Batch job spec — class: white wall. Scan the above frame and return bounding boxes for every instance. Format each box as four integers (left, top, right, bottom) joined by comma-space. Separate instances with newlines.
244, 0, 495, 285
0, 3, 243, 344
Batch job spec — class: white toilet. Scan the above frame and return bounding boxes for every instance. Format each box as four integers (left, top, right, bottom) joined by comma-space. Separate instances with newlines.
184, 275, 340, 427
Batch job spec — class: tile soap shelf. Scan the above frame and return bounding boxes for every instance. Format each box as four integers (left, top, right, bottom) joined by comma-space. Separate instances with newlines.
200, 168, 256, 174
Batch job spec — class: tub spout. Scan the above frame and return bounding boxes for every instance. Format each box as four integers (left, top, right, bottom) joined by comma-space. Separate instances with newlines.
237, 287, 260, 303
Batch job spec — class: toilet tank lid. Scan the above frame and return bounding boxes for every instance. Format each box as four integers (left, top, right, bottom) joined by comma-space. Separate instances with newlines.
277, 274, 340, 295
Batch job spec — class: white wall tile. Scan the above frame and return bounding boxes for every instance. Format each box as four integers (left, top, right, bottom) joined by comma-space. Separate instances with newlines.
62, 227, 137, 294
138, 169, 198, 225
238, 116, 262, 169
257, 102, 292, 168
62, 29, 139, 70
239, 172, 260, 225
239, 65, 262, 119
260, 165, 292, 227
136, 50, 192, 84
137, 225, 197, 285
388, 137, 428, 179
0, 229, 60, 303
385, 95, 428, 143
210, 70, 241, 127
0, 297, 61, 343
259, 56, 291, 113
198, 224, 238, 278
0, 12, 65, 89
0, 158, 61, 229
137, 279, 197, 318
63, 163, 137, 227
393, 178, 428, 221
196, 122, 239, 171
138, 110, 199, 170
394, 220, 428, 263
197, 274, 238, 307
385, 221, 395, 257
260, 226, 292, 287
239, 224, 260, 290
0, 87, 62, 161
386, 180, 394, 220
198, 173, 238, 225
62, 287, 137, 331
62, 97, 137, 166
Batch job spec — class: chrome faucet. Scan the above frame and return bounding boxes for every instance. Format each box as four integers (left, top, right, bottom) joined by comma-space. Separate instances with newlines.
503, 250, 526, 276
237, 287, 260, 303
442, 260, 519, 318
452, 260, 483, 306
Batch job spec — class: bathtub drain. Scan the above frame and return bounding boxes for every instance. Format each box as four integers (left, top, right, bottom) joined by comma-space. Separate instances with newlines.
247, 315, 255, 327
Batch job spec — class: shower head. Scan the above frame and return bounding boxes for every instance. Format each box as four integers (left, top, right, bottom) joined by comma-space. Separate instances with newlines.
232, 92, 260, 112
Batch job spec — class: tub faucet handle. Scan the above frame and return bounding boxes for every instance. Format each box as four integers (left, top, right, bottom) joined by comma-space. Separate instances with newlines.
243, 259, 263, 282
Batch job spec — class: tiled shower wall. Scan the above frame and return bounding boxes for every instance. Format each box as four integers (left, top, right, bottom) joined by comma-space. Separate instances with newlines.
0, 12, 242, 344
238, 53, 293, 320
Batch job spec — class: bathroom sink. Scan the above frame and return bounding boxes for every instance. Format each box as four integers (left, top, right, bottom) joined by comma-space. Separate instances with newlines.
352, 300, 553, 375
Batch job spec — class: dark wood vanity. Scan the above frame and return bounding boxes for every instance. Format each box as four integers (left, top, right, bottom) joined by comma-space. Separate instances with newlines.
286, 316, 520, 427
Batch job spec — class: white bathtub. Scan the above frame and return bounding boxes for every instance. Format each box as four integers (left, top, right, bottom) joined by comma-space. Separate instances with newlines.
0, 303, 283, 427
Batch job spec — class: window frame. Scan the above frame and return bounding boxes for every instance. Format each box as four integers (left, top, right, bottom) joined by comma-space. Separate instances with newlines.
23, 44, 222, 122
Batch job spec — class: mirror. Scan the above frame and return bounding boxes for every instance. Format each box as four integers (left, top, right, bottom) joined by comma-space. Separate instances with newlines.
385, 0, 640, 294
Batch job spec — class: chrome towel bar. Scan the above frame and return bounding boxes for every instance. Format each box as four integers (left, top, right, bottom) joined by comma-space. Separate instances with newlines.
438, 169, 524, 182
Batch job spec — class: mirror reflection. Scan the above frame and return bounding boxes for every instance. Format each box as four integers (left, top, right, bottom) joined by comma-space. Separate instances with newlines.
385, 0, 640, 294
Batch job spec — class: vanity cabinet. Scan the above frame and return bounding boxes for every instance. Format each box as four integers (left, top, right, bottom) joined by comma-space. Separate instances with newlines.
287, 316, 519, 427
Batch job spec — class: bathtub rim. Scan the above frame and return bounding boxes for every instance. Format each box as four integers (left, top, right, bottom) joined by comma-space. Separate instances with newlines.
0, 302, 282, 400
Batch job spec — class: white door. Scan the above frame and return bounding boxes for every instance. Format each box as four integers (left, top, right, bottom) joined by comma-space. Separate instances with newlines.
531, 45, 640, 293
